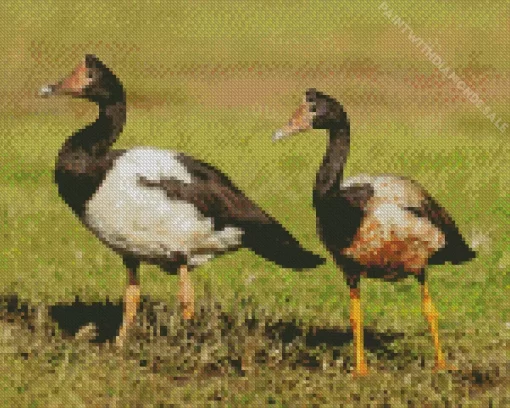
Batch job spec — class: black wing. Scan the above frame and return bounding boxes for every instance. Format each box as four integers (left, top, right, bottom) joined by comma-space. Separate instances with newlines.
139, 153, 325, 270
405, 193, 476, 265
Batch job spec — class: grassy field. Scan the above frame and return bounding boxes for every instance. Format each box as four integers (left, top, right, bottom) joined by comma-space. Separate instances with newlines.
0, 0, 509, 406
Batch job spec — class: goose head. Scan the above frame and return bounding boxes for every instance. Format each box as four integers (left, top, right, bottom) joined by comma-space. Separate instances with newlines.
39, 54, 124, 105
273, 88, 348, 141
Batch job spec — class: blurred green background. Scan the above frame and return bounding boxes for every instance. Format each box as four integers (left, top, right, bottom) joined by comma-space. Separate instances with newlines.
0, 0, 508, 405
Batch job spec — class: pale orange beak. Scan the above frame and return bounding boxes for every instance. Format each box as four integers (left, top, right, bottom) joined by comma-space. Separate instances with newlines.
273, 101, 313, 141
39, 59, 91, 97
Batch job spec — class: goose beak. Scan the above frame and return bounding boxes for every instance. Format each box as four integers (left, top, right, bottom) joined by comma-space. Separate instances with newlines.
272, 124, 305, 142
38, 78, 80, 97
272, 126, 302, 141
272, 102, 313, 142
39, 60, 90, 98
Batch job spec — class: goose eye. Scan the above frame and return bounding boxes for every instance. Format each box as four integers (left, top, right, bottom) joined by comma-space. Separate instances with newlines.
86, 70, 94, 79
310, 103, 316, 113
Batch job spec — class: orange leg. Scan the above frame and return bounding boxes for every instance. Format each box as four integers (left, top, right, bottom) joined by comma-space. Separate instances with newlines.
178, 264, 194, 320
421, 281, 447, 370
116, 284, 140, 346
350, 287, 368, 376
116, 258, 140, 347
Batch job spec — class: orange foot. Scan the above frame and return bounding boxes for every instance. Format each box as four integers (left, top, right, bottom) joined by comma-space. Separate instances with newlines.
433, 360, 457, 372
353, 364, 369, 377
182, 305, 194, 320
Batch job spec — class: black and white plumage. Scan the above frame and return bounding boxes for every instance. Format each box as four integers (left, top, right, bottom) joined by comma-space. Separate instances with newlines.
40, 55, 324, 344
273, 89, 475, 375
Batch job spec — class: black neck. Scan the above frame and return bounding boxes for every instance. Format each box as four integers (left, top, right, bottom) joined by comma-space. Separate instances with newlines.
314, 125, 350, 200
59, 97, 126, 159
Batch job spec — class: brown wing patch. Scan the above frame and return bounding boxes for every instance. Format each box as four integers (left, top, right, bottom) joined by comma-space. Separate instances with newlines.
342, 212, 444, 275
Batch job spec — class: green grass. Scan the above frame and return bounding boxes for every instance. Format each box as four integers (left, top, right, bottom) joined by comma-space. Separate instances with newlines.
1, 110, 507, 313
0, 0, 509, 405
0, 108, 508, 405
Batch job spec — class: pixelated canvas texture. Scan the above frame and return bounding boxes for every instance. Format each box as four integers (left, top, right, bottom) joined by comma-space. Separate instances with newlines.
0, 1, 508, 406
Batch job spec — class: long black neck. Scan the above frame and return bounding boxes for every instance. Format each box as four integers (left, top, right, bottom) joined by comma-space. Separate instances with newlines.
313, 125, 350, 201
58, 97, 126, 159
55, 93, 126, 217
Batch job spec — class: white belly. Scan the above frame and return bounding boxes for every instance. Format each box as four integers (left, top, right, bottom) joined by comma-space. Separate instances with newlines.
84, 148, 243, 265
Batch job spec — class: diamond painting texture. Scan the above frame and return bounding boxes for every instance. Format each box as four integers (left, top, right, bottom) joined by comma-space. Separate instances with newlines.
0, 0, 508, 406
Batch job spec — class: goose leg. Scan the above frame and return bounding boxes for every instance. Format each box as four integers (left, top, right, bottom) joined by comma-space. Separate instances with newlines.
420, 281, 446, 370
116, 257, 141, 346
349, 287, 368, 376
178, 264, 194, 320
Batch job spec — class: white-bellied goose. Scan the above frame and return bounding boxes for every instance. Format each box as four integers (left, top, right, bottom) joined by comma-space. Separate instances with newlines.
39, 55, 325, 345
273, 89, 475, 376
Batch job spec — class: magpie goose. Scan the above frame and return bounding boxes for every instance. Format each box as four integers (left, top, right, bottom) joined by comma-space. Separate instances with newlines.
273, 89, 475, 375
39, 56, 325, 345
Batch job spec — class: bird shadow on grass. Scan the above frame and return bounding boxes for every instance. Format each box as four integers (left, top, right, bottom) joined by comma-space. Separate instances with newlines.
16, 294, 402, 357
0, 293, 123, 342
269, 320, 403, 353
49, 296, 123, 343
0, 292, 404, 368
263, 319, 405, 369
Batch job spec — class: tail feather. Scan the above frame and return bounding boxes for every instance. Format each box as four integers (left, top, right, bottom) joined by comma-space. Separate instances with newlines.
241, 222, 325, 270
449, 242, 476, 265
430, 233, 476, 265
444, 225, 476, 265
